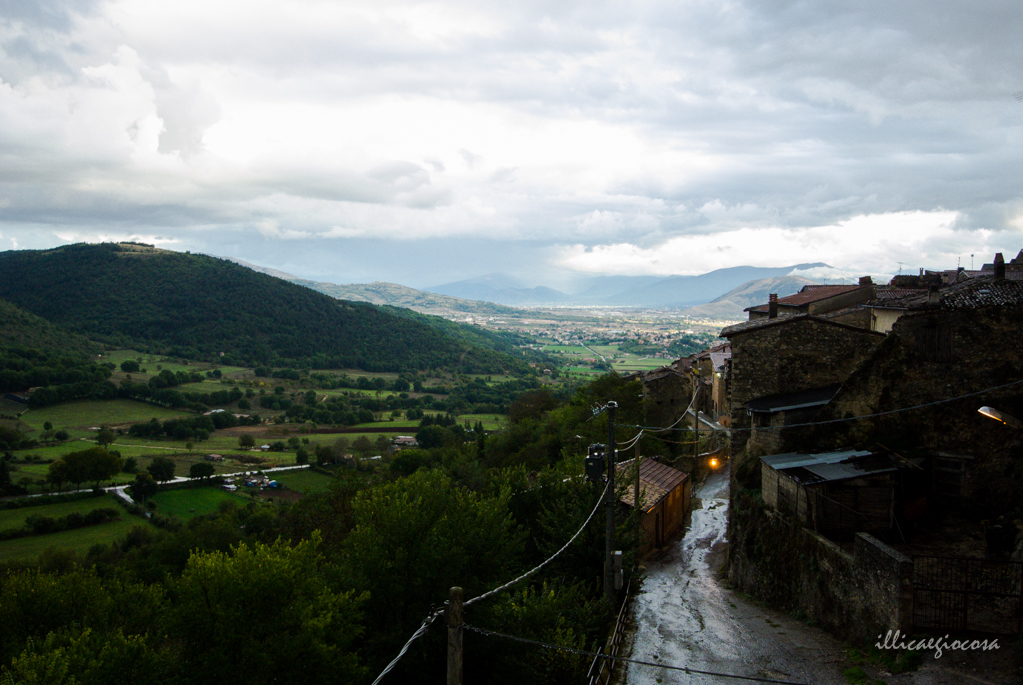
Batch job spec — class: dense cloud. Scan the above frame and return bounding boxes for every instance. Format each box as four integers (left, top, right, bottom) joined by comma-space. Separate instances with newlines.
1, 0, 1021, 286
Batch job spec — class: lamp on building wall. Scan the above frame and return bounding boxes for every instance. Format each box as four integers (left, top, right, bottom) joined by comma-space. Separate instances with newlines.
978, 406, 1023, 429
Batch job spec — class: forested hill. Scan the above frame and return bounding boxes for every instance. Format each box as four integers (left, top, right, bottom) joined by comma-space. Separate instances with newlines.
0, 243, 526, 373
0, 298, 99, 357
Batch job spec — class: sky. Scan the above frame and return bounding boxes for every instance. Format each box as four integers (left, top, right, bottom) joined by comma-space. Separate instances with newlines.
1, 0, 1022, 289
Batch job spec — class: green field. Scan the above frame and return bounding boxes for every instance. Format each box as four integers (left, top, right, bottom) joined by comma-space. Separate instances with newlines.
459, 414, 507, 430
0, 494, 122, 532
270, 469, 336, 494
22, 400, 191, 430
148, 487, 247, 521
0, 517, 143, 562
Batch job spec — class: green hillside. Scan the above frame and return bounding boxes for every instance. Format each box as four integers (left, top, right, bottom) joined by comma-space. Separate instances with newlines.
0, 299, 99, 357
0, 243, 526, 373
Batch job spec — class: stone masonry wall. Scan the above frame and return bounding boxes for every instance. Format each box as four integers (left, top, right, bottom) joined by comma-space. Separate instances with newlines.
727, 318, 884, 458
729, 491, 913, 644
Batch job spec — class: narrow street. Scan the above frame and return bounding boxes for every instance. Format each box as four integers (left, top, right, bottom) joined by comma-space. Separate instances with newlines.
621, 469, 848, 685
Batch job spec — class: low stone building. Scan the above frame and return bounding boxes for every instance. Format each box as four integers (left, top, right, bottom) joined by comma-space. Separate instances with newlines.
760, 449, 902, 540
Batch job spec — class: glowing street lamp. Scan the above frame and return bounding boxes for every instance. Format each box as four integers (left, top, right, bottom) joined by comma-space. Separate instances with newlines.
978, 406, 1023, 429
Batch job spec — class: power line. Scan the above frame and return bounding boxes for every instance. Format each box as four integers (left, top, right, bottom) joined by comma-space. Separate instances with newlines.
624, 376, 1023, 434
370, 610, 443, 685
465, 479, 609, 608
371, 479, 611, 683
464, 624, 810, 685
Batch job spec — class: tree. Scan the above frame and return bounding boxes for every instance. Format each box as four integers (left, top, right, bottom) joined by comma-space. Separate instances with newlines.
295, 447, 309, 465
238, 434, 255, 449
120, 359, 140, 373
129, 472, 158, 502
146, 457, 175, 483
342, 471, 522, 668
47, 458, 70, 493
169, 536, 367, 685
122, 457, 138, 474
54, 430, 69, 442
351, 436, 373, 457
189, 462, 216, 480
96, 427, 115, 448
43, 421, 53, 432
84, 447, 123, 488
314, 444, 334, 466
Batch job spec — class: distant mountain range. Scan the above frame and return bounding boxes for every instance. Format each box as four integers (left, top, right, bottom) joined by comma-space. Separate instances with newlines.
230, 257, 836, 319
680, 275, 817, 319
425, 263, 831, 308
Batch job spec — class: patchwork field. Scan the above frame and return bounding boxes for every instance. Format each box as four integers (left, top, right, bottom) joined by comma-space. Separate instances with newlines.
22, 400, 191, 430
148, 486, 248, 521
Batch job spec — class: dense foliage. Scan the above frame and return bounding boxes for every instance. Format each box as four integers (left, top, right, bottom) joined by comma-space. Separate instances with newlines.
0, 372, 659, 685
0, 299, 99, 358
0, 243, 527, 373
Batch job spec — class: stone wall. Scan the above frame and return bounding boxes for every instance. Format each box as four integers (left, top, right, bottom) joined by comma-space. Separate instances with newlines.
805, 304, 1023, 516
729, 491, 913, 643
725, 317, 884, 458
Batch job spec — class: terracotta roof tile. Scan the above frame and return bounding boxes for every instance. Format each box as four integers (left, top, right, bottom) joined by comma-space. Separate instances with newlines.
746, 285, 861, 312
617, 459, 688, 510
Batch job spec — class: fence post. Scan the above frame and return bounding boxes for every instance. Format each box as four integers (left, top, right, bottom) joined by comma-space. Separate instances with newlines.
447, 586, 463, 685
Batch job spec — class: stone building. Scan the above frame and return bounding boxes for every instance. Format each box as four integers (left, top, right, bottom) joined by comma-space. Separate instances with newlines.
805, 273, 1023, 514
745, 278, 876, 321
721, 315, 884, 457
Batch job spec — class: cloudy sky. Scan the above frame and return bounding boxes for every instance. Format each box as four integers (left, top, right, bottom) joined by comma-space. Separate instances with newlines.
1, 0, 1022, 289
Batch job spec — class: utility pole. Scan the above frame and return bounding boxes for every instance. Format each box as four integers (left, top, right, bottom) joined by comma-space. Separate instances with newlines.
447, 587, 463, 685
634, 440, 641, 550
604, 401, 618, 604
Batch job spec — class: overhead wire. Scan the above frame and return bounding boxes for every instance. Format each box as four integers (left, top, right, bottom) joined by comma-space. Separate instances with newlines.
464, 624, 809, 685
465, 478, 609, 607
369, 610, 444, 685
369, 479, 610, 683
624, 376, 1023, 434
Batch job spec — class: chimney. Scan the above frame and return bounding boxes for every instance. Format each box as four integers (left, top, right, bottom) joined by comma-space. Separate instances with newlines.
858, 276, 872, 286
927, 287, 940, 307
768, 293, 778, 319
995, 252, 1005, 280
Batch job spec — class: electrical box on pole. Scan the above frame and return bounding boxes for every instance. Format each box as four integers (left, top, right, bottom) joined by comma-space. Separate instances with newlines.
613, 550, 623, 590
585, 443, 606, 483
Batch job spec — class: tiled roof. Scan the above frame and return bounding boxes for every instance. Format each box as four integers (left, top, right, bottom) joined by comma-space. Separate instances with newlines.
720, 313, 882, 338
690, 342, 730, 359
868, 275, 1023, 311
617, 459, 688, 510
873, 288, 922, 301
746, 285, 861, 312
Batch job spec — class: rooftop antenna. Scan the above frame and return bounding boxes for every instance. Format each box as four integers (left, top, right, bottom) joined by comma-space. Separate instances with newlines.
897, 261, 903, 275
971, 254, 974, 270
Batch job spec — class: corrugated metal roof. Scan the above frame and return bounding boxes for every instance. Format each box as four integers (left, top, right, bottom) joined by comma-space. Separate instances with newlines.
760, 449, 871, 470
745, 384, 842, 413
804, 461, 896, 482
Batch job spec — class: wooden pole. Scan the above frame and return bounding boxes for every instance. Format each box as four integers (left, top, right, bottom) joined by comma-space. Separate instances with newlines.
605, 401, 618, 604
634, 441, 641, 552
447, 586, 463, 685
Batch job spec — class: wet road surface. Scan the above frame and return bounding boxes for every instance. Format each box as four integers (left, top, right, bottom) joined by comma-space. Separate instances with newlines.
622, 470, 848, 685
